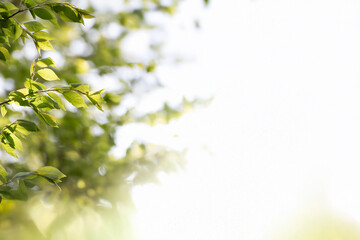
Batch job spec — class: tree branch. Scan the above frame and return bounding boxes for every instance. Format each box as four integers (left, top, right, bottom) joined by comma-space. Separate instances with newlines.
4, 2, 68, 21
0, 100, 11, 107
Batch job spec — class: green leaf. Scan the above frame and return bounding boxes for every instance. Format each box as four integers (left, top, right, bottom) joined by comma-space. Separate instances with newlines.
33, 7, 58, 25
13, 24, 23, 42
13, 172, 34, 180
37, 57, 56, 68
8, 90, 28, 106
1, 105, 7, 117
40, 112, 58, 127
25, 78, 46, 90
36, 40, 54, 51
52, 4, 82, 23
32, 31, 55, 41
70, 83, 90, 93
24, 0, 36, 7
24, 21, 46, 32
0, 47, 9, 62
1, 141, 17, 158
16, 180, 28, 201
0, 165, 7, 184
48, 92, 65, 110
40, 95, 59, 110
87, 93, 103, 111
0, 36, 10, 47
37, 68, 59, 81
10, 133, 23, 151
17, 120, 40, 132
63, 90, 87, 108
77, 9, 95, 19
3, 2, 18, 12
36, 166, 66, 182
24, 0, 36, 18
2, 28, 13, 39
30, 60, 35, 75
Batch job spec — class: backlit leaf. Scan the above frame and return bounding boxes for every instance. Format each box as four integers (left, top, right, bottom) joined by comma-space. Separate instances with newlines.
37, 68, 59, 81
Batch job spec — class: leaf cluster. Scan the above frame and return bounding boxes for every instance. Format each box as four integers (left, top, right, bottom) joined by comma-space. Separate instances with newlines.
0, 0, 101, 201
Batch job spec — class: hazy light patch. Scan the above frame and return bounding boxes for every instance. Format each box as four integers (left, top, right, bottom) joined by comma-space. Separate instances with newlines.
23, 41, 38, 60
85, 72, 123, 92
132, 0, 360, 240
89, 0, 123, 13
100, 22, 124, 40
69, 39, 93, 57
121, 31, 153, 63
43, 51, 65, 68
135, 88, 184, 114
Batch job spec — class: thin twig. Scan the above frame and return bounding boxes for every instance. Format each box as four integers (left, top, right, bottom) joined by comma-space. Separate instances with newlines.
4, 2, 68, 21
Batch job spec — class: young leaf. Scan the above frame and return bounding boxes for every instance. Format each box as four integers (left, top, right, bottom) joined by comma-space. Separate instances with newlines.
70, 83, 90, 93
36, 40, 54, 51
1, 140, 17, 158
1, 105, 7, 117
87, 94, 103, 111
63, 90, 87, 108
37, 68, 59, 81
25, 78, 46, 91
37, 57, 56, 68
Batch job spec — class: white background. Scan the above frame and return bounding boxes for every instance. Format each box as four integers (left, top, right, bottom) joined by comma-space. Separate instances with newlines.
128, 0, 360, 239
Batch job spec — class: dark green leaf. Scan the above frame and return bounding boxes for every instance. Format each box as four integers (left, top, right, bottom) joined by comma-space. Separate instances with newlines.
33, 7, 58, 25
17, 120, 40, 132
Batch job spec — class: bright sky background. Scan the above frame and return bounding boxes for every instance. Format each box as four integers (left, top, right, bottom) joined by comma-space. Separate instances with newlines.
115, 0, 360, 239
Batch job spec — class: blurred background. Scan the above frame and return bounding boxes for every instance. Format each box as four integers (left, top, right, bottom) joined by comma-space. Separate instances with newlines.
2, 0, 360, 239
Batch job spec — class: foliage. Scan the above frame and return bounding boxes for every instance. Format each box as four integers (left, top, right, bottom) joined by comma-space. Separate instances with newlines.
0, 0, 102, 202
0, 0, 202, 239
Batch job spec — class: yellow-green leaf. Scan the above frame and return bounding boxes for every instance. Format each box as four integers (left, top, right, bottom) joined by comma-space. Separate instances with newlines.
40, 112, 58, 127
1, 105, 7, 117
63, 90, 87, 108
0, 47, 9, 62
37, 68, 59, 81
0, 165, 7, 184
